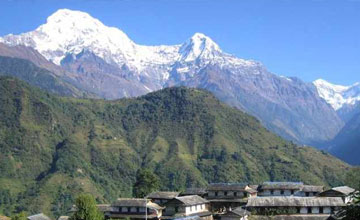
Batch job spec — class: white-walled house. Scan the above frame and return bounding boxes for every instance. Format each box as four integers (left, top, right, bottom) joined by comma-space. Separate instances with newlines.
163, 195, 212, 220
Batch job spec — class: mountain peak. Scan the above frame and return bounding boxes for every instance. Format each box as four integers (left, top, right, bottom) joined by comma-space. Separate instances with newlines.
313, 79, 349, 93
313, 79, 360, 110
42, 8, 110, 35
45, 9, 103, 28
179, 32, 222, 62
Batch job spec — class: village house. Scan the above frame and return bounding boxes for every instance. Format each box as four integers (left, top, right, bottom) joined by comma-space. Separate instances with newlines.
246, 196, 345, 216
206, 183, 257, 212
220, 207, 250, 220
147, 191, 181, 205
257, 182, 324, 197
99, 198, 165, 220
181, 188, 208, 197
318, 186, 356, 203
163, 195, 212, 220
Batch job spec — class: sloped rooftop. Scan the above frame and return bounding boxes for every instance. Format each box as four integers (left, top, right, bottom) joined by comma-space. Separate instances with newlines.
173, 195, 209, 206
246, 196, 345, 207
147, 191, 180, 199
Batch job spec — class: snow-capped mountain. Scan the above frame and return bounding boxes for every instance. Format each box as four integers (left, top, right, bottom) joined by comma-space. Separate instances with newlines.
313, 79, 360, 111
0, 9, 256, 85
0, 8, 344, 146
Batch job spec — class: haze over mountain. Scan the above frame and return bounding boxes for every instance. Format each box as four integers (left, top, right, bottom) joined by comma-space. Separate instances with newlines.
329, 111, 360, 165
0, 9, 355, 147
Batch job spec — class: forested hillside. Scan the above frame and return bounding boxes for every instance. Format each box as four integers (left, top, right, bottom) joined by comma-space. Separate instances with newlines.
0, 77, 350, 217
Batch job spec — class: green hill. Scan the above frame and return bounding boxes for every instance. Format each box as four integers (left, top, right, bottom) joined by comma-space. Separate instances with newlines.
0, 77, 350, 217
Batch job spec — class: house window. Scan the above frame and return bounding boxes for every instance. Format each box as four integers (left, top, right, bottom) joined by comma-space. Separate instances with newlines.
319, 207, 323, 214
306, 192, 310, 197
280, 190, 284, 195
291, 190, 294, 195
270, 190, 274, 195
296, 208, 300, 213
175, 207, 179, 212
307, 207, 311, 214
224, 191, 228, 196
234, 192, 237, 197
215, 192, 218, 196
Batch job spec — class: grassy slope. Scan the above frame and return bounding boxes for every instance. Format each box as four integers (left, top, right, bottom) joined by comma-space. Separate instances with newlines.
0, 77, 350, 217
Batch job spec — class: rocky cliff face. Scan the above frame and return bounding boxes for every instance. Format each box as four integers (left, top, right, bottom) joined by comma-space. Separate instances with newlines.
0, 9, 344, 145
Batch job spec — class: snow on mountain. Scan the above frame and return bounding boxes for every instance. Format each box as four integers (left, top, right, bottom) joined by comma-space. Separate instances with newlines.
179, 33, 222, 62
0, 9, 257, 83
0, 9, 180, 81
313, 79, 360, 110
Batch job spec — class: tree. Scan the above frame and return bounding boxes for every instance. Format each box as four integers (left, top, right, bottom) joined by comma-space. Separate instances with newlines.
11, 212, 27, 220
336, 191, 360, 219
70, 194, 104, 220
133, 169, 161, 198
345, 167, 360, 190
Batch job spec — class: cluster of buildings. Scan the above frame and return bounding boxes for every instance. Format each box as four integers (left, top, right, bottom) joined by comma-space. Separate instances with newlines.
27, 182, 357, 220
